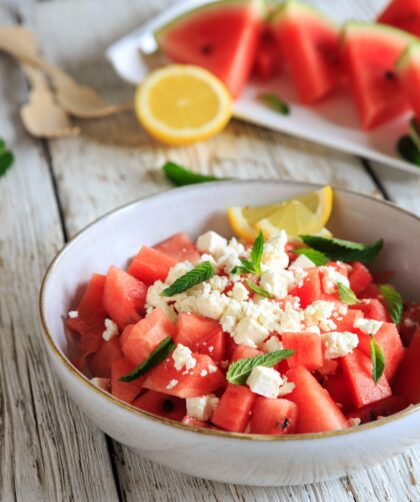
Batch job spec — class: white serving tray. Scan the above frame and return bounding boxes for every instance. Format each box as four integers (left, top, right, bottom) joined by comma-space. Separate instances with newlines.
106, 0, 419, 175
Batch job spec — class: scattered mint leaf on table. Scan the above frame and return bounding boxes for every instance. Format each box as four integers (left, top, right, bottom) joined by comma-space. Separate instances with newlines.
259, 93, 290, 115
337, 282, 358, 305
226, 349, 294, 385
119, 336, 175, 382
294, 247, 328, 266
299, 235, 384, 263
370, 337, 385, 384
161, 261, 215, 297
378, 284, 403, 325
163, 161, 228, 186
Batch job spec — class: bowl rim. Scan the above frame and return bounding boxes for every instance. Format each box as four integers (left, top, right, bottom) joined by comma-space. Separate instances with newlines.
39, 179, 420, 442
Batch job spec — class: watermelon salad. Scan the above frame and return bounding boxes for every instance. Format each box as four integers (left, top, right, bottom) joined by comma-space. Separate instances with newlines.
66, 228, 420, 435
154, 0, 420, 133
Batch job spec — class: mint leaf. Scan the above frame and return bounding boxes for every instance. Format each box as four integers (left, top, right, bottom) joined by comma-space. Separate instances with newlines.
397, 135, 420, 167
161, 261, 214, 297
0, 138, 14, 178
299, 235, 384, 263
378, 284, 403, 325
119, 336, 175, 382
409, 118, 420, 150
294, 247, 328, 266
259, 93, 290, 115
370, 337, 385, 384
244, 279, 274, 299
250, 230, 264, 276
337, 282, 358, 305
226, 349, 295, 385
163, 161, 228, 187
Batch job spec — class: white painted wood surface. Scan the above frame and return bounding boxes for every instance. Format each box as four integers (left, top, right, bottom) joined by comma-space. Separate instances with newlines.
1, 0, 419, 500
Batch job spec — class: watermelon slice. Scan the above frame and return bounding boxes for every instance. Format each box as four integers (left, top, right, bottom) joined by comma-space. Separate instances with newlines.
270, 1, 341, 104
128, 246, 177, 285
212, 383, 256, 432
89, 337, 122, 379
253, 28, 283, 80
378, 0, 420, 37
282, 331, 324, 371
290, 268, 322, 308
394, 329, 420, 404
111, 358, 144, 404
348, 262, 373, 295
396, 42, 420, 122
250, 396, 298, 434
154, 232, 200, 263
347, 395, 407, 424
341, 22, 414, 129
133, 390, 186, 421
155, 0, 265, 97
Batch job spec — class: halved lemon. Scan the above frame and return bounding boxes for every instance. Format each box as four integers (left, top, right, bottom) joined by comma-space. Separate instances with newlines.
135, 64, 233, 146
227, 186, 333, 242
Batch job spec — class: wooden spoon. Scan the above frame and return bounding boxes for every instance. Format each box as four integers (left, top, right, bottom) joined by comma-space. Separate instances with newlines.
0, 32, 133, 119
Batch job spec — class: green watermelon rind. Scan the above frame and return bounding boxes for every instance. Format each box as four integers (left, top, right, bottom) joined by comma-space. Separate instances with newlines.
341, 21, 417, 49
269, 0, 338, 31
396, 41, 420, 73
155, 0, 266, 42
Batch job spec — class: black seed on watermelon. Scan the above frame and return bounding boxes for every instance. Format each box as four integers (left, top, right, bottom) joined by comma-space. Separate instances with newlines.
385, 70, 396, 80
201, 45, 214, 56
162, 399, 175, 412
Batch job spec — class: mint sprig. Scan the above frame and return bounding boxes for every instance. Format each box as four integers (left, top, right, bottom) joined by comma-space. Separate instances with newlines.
370, 337, 385, 384
161, 261, 215, 297
294, 247, 328, 266
259, 93, 290, 115
378, 284, 403, 325
244, 279, 274, 299
226, 349, 294, 385
163, 161, 228, 187
119, 336, 175, 382
299, 235, 384, 263
0, 138, 14, 177
231, 230, 264, 276
337, 282, 358, 305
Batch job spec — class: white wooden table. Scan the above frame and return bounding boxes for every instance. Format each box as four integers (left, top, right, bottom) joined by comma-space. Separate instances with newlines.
1, 0, 420, 500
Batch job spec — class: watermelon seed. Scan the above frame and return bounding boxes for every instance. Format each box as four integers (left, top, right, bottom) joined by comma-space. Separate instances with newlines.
281, 418, 289, 430
201, 45, 213, 55
384, 71, 396, 81
163, 399, 175, 412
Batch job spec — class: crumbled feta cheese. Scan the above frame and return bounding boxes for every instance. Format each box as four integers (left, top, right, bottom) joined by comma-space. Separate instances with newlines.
319, 318, 337, 332
145, 280, 177, 320
91, 377, 110, 391
338, 304, 349, 316
68, 310, 78, 319
354, 317, 383, 335
404, 318, 416, 327
319, 266, 350, 294
166, 261, 194, 284
208, 275, 229, 292
166, 379, 179, 390
277, 376, 296, 397
348, 417, 361, 427
199, 253, 217, 265
200, 369, 208, 377
246, 365, 283, 398
186, 394, 219, 421
208, 364, 217, 373
230, 282, 249, 302
196, 231, 227, 255
195, 289, 229, 319
290, 254, 316, 269
215, 237, 246, 272
323, 331, 359, 359
306, 325, 321, 335
208, 345, 214, 353
304, 300, 336, 327
261, 231, 289, 272
102, 318, 119, 341
260, 269, 295, 299
172, 344, 197, 371
233, 317, 269, 348
261, 335, 284, 353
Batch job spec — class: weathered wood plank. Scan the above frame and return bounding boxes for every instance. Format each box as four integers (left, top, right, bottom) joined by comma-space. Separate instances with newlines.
15, 0, 420, 501
0, 4, 119, 502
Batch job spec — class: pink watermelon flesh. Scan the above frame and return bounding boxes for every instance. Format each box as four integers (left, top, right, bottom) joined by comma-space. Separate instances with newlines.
342, 23, 413, 129
271, 3, 340, 104
156, 1, 262, 97
378, 0, 420, 37
397, 43, 420, 122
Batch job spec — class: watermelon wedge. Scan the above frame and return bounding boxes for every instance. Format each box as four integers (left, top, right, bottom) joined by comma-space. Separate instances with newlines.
341, 22, 415, 129
155, 0, 265, 97
396, 42, 420, 122
378, 0, 420, 37
270, 1, 341, 104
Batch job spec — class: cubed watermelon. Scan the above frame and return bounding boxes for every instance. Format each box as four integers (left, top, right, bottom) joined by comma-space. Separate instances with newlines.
103, 266, 147, 330
128, 246, 177, 285
340, 348, 392, 408
356, 322, 405, 381
394, 329, 420, 404
89, 337, 122, 379
230, 344, 263, 362
282, 331, 324, 371
348, 262, 373, 295
378, 0, 420, 37
286, 366, 348, 432
121, 308, 176, 366
66, 273, 107, 355
175, 312, 221, 347
111, 358, 144, 404
193, 327, 227, 363
322, 371, 353, 414
250, 396, 298, 434
212, 384, 256, 432
143, 353, 224, 398
333, 308, 363, 333
290, 268, 322, 308
133, 390, 186, 421
347, 395, 407, 424
351, 299, 390, 322
399, 303, 420, 345
154, 232, 200, 263
253, 29, 283, 80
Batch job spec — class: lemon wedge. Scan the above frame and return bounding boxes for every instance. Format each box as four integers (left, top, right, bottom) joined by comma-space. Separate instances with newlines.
227, 186, 333, 242
135, 64, 232, 146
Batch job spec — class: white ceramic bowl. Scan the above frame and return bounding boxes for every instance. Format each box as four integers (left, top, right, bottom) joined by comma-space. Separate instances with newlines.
40, 180, 420, 486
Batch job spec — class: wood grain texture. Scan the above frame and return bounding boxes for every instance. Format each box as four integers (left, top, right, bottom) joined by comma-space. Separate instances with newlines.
2, 0, 419, 500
